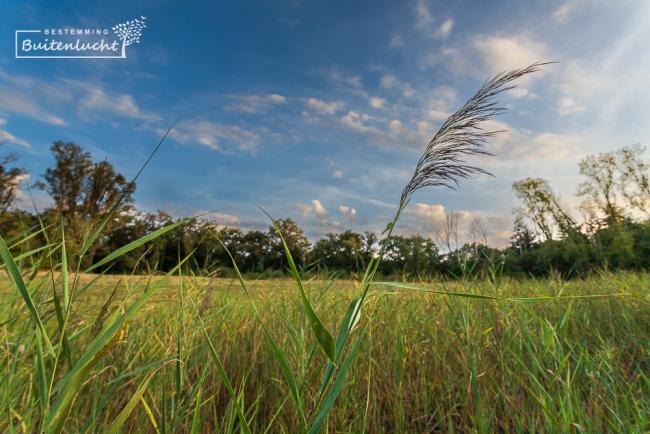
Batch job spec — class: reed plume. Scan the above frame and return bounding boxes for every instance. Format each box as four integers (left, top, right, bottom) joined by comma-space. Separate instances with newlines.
398, 62, 548, 210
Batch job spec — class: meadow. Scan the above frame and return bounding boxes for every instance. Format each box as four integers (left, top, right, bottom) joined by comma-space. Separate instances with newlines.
1, 270, 648, 433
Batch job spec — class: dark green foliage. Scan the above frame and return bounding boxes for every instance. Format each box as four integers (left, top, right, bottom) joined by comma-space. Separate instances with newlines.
4, 136, 650, 279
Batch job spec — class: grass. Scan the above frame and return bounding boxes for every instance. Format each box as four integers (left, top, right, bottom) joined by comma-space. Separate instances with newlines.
0, 270, 648, 432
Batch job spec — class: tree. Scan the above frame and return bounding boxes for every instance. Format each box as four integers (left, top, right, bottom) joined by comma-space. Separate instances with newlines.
513, 178, 577, 241
384, 235, 438, 277
616, 144, 650, 217
0, 145, 25, 214
311, 230, 364, 272
509, 214, 535, 254
267, 218, 310, 269
239, 231, 271, 272
578, 151, 623, 225
37, 141, 135, 250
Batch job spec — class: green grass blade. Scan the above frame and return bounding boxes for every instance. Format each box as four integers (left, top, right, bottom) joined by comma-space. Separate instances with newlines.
262, 208, 336, 362
190, 384, 203, 434
106, 365, 166, 434
78, 121, 179, 259
376, 282, 631, 301
0, 233, 55, 357
43, 252, 194, 433
189, 297, 252, 434
309, 326, 368, 434
60, 226, 69, 312
84, 219, 190, 273
318, 296, 362, 400
34, 329, 49, 416
216, 235, 307, 428
42, 309, 125, 433
0, 243, 52, 266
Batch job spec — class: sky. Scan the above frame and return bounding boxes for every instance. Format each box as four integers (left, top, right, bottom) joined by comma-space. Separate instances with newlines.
1, 0, 649, 246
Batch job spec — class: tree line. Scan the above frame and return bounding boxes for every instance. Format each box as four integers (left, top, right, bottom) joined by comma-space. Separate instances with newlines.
1, 140, 649, 278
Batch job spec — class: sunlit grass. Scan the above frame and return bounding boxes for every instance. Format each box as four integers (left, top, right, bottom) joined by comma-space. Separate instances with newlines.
0, 271, 647, 432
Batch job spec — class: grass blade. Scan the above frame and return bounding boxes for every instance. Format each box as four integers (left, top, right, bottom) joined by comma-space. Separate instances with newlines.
0, 233, 55, 357
106, 364, 167, 434
318, 296, 361, 402
309, 326, 368, 434
78, 121, 180, 259
60, 225, 69, 312
189, 296, 252, 434
43, 309, 125, 433
84, 218, 190, 273
375, 282, 631, 301
262, 207, 336, 362
215, 234, 307, 429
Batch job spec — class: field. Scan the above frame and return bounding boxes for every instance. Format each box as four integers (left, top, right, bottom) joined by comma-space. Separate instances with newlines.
1, 271, 648, 433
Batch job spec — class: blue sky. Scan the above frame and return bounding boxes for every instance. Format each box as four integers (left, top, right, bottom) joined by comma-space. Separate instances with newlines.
1, 0, 649, 244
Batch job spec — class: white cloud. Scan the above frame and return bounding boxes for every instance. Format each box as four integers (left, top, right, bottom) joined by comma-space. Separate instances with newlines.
380, 74, 399, 90
296, 204, 313, 216
0, 69, 67, 125
416, 120, 431, 136
510, 87, 535, 98
0, 127, 31, 148
338, 205, 357, 218
369, 97, 385, 109
484, 119, 584, 161
328, 68, 363, 88
312, 199, 327, 216
553, 1, 581, 23
410, 203, 448, 226
436, 18, 454, 39
332, 170, 344, 178
557, 97, 584, 115
340, 111, 380, 134
165, 120, 261, 152
472, 34, 547, 74
0, 91, 65, 125
426, 110, 449, 121
406, 204, 517, 248
389, 35, 404, 48
74, 82, 160, 121
305, 97, 344, 115
408, 203, 473, 236
295, 200, 329, 218
226, 94, 287, 113
388, 119, 403, 133
415, 0, 434, 28
379, 74, 415, 98
207, 212, 240, 225
0, 70, 163, 125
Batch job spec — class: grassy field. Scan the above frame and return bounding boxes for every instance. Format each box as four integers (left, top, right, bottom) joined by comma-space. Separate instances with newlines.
1, 270, 648, 433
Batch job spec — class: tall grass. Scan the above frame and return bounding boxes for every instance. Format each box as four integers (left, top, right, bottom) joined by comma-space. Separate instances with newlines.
0, 273, 647, 432
1, 63, 648, 432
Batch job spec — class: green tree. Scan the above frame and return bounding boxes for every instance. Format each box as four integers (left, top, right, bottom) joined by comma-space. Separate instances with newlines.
0, 145, 25, 214
37, 141, 135, 252
513, 177, 577, 240
267, 218, 310, 269
311, 230, 365, 272
616, 144, 650, 217
578, 151, 623, 226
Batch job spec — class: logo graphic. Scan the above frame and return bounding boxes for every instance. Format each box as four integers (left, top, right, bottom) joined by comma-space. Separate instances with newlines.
112, 17, 147, 58
15, 16, 147, 59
